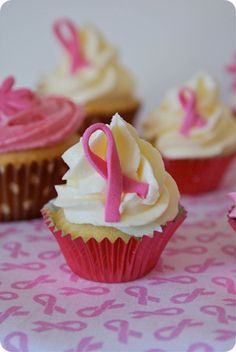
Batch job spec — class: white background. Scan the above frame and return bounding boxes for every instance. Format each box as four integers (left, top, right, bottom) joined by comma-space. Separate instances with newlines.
0, 0, 235, 117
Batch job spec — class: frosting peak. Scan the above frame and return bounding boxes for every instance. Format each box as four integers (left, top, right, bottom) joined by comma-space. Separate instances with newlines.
0, 76, 37, 125
54, 114, 180, 236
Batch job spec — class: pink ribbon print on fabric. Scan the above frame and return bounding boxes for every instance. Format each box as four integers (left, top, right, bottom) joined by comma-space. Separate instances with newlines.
53, 18, 89, 75
228, 192, 236, 217
178, 87, 206, 136
0, 76, 36, 125
0, 170, 236, 351
82, 123, 149, 222
225, 53, 236, 91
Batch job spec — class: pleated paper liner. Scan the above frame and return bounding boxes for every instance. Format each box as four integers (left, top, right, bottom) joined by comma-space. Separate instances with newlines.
228, 218, 236, 232
228, 208, 236, 232
0, 158, 67, 221
42, 205, 186, 283
163, 153, 236, 195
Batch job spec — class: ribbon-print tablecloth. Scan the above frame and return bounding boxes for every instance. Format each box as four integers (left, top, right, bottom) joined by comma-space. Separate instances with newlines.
0, 163, 235, 352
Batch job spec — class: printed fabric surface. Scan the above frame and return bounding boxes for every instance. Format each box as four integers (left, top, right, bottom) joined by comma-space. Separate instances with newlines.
0, 162, 235, 352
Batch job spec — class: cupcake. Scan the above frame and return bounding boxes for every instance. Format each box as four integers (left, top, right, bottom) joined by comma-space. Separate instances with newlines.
228, 192, 236, 232
38, 18, 140, 132
0, 76, 84, 221
225, 53, 236, 117
141, 73, 236, 195
42, 113, 186, 283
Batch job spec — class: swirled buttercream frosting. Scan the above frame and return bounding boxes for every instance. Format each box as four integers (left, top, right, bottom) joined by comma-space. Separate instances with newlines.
0, 76, 84, 153
54, 114, 180, 236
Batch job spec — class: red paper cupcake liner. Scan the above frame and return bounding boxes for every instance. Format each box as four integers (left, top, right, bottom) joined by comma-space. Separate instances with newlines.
228, 217, 236, 232
163, 154, 236, 195
42, 207, 186, 283
228, 208, 236, 232
0, 158, 67, 221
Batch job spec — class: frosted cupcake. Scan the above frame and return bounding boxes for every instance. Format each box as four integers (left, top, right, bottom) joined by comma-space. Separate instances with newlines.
225, 54, 236, 116
42, 113, 186, 283
228, 192, 236, 232
38, 18, 140, 131
142, 73, 236, 194
0, 76, 84, 221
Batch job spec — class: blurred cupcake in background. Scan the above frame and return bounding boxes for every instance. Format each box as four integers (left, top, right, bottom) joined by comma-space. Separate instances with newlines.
38, 18, 140, 132
225, 53, 236, 117
228, 192, 236, 232
42, 113, 186, 283
141, 72, 236, 195
0, 76, 84, 221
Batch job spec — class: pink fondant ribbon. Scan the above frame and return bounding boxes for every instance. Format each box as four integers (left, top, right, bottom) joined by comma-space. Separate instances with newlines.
178, 87, 206, 136
0, 76, 36, 125
53, 18, 89, 74
228, 192, 236, 218
82, 123, 149, 223
225, 53, 236, 91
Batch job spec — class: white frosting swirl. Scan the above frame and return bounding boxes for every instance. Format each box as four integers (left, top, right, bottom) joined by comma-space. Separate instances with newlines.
54, 114, 180, 236
38, 25, 135, 104
142, 72, 236, 158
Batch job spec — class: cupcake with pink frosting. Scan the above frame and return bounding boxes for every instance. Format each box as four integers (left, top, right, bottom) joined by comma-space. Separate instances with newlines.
0, 76, 84, 221
141, 73, 236, 194
228, 192, 236, 232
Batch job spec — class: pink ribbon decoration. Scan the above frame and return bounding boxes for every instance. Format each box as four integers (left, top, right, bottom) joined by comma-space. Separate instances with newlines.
154, 319, 203, 341
3, 332, 29, 352
53, 18, 89, 74
228, 192, 236, 217
0, 76, 36, 125
82, 123, 149, 222
178, 87, 206, 136
76, 299, 124, 317
104, 320, 142, 344
225, 53, 236, 91
200, 305, 236, 324
33, 294, 66, 316
212, 276, 236, 295
125, 286, 160, 305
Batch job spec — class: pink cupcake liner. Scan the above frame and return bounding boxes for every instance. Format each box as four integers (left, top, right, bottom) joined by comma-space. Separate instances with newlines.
228, 218, 236, 232
42, 206, 186, 283
228, 208, 236, 232
163, 154, 236, 195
